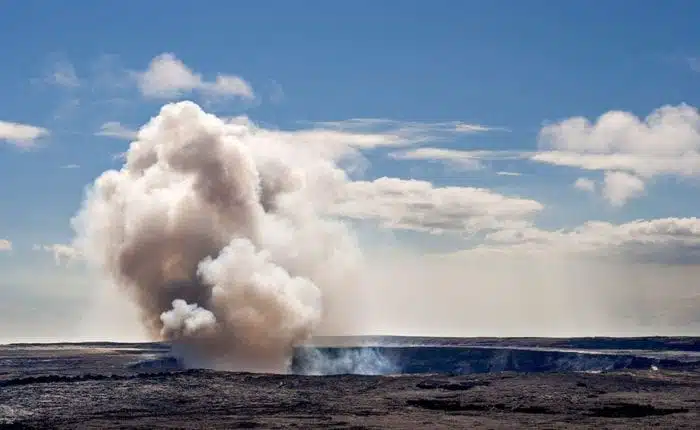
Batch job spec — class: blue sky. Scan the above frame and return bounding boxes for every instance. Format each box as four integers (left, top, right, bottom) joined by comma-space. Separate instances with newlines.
2, 1, 700, 340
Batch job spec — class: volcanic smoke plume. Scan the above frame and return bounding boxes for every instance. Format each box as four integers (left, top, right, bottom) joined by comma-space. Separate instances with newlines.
72, 101, 363, 372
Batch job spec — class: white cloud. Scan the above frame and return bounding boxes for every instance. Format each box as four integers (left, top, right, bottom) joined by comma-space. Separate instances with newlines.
602, 171, 645, 207
276, 128, 405, 149
136, 53, 254, 100
573, 177, 596, 193
388, 148, 526, 173
95, 121, 138, 140
390, 147, 483, 170
455, 123, 507, 133
412, 105, 700, 206
329, 176, 543, 235
532, 104, 700, 204
136, 53, 201, 98
60, 164, 80, 169
470, 217, 700, 265
224, 123, 413, 179
310, 118, 505, 147
0, 239, 11, 251
204, 75, 254, 98
539, 105, 700, 156
530, 151, 700, 177
575, 217, 700, 264
0, 121, 49, 148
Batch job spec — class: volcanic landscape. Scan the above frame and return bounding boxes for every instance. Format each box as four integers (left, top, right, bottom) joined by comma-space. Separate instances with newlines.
1, 336, 699, 429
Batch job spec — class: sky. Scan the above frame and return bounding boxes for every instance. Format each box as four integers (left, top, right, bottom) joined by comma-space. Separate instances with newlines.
1, 1, 700, 342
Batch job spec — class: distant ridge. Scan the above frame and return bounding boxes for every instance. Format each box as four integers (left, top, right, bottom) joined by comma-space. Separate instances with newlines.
307, 336, 700, 352
2, 341, 169, 349
5, 336, 700, 353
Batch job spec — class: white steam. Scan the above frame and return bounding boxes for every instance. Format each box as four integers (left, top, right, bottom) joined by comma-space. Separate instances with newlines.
160, 299, 216, 338
293, 347, 399, 375
72, 101, 363, 372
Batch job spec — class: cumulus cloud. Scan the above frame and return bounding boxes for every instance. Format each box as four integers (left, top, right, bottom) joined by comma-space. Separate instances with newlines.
95, 121, 138, 140
538, 104, 700, 157
0, 121, 49, 148
0, 239, 12, 251
329, 177, 543, 235
533, 104, 700, 204
394, 105, 700, 206
602, 171, 645, 206
135, 53, 254, 100
574, 177, 596, 193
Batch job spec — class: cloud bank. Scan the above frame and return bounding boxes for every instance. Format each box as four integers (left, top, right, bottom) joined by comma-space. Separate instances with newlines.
330, 177, 542, 235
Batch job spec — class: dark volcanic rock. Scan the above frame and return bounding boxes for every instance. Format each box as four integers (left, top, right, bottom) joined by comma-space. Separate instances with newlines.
1, 370, 699, 429
2, 340, 700, 428
415, 379, 491, 390
588, 403, 690, 418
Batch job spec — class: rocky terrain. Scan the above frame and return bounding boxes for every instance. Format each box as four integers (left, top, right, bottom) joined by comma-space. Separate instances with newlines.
1, 369, 699, 429
1, 339, 699, 429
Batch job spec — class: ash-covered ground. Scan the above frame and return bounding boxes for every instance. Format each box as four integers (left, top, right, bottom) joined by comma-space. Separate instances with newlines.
1, 337, 699, 429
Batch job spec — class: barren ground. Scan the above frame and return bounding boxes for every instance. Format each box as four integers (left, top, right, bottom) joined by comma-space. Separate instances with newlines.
2, 369, 699, 429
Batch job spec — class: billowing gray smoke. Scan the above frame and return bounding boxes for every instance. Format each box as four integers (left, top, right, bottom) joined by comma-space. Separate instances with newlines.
72, 101, 364, 372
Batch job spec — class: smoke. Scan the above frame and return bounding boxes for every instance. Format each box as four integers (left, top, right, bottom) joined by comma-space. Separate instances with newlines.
71, 101, 364, 372
292, 347, 399, 375
67, 101, 700, 373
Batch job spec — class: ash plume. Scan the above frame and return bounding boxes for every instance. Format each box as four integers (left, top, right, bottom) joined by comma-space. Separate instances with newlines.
71, 101, 363, 372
